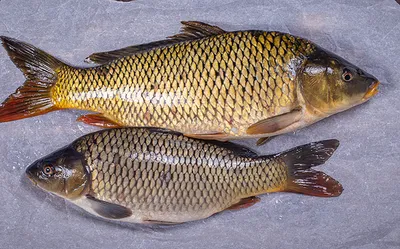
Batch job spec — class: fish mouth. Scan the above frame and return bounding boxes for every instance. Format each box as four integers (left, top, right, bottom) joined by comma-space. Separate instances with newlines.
27, 176, 37, 186
363, 81, 380, 100
25, 169, 37, 186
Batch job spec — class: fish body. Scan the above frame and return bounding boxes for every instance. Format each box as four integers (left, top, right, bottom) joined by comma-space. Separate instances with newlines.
0, 22, 379, 141
26, 128, 342, 224
54, 30, 309, 137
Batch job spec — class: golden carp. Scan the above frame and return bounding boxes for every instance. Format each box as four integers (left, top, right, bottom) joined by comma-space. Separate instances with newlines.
26, 128, 342, 224
0, 22, 379, 142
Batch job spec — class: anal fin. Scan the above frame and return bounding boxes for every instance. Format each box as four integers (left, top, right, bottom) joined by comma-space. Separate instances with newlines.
226, 196, 260, 210
77, 113, 121, 128
86, 195, 132, 219
247, 108, 302, 135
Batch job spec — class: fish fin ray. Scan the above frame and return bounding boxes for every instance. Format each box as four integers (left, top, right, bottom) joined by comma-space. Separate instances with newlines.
256, 136, 272, 146
226, 196, 260, 210
86, 195, 132, 219
77, 113, 121, 128
85, 21, 226, 64
142, 219, 182, 225
246, 108, 302, 135
85, 39, 184, 64
184, 132, 230, 141
0, 36, 66, 122
280, 139, 343, 197
168, 21, 226, 40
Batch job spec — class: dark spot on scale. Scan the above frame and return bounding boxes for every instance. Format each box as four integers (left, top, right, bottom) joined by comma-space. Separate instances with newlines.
160, 171, 171, 184
396, 0, 400, 4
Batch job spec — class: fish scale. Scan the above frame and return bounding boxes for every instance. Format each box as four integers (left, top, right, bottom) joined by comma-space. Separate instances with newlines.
74, 128, 286, 220
52, 31, 313, 136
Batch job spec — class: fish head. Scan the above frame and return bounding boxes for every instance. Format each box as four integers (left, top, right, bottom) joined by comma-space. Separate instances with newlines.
25, 146, 90, 200
299, 48, 379, 116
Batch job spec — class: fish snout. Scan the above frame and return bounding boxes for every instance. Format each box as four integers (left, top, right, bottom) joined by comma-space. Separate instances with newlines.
25, 162, 40, 184
363, 79, 380, 100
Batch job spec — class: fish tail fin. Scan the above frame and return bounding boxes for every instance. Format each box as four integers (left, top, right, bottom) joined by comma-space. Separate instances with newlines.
0, 36, 66, 122
280, 139, 343, 197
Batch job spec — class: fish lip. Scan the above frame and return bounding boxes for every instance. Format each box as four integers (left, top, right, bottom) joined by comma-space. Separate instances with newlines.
363, 81, 380, 100
25, 168, 38, 186
27, 175, 38, 186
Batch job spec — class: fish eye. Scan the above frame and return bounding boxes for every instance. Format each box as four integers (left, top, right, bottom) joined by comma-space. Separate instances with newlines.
342, 69, 353, 82
43, 165, 55, 176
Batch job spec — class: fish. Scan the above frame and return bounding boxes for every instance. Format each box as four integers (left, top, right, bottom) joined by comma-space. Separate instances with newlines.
25, 128, 343, 224
0, 21, 379, 143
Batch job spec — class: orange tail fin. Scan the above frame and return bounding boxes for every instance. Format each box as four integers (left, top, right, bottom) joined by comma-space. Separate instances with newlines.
0, 36, 66, 122
279, 139, 343, 197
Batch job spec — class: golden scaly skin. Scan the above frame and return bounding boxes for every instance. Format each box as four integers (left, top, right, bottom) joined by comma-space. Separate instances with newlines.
73, 128, 287, 222
52, 31, 315, 137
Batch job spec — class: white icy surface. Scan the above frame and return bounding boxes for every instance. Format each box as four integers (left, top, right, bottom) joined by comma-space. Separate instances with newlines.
0, 0, 399, 248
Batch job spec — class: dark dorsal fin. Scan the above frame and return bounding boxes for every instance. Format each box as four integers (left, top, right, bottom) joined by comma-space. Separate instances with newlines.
85, 21, 226, 64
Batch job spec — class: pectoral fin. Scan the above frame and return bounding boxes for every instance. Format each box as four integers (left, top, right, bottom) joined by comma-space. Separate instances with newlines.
86, 195, 132, 219
77, 113, 121, 128
247, 108, 302, 135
